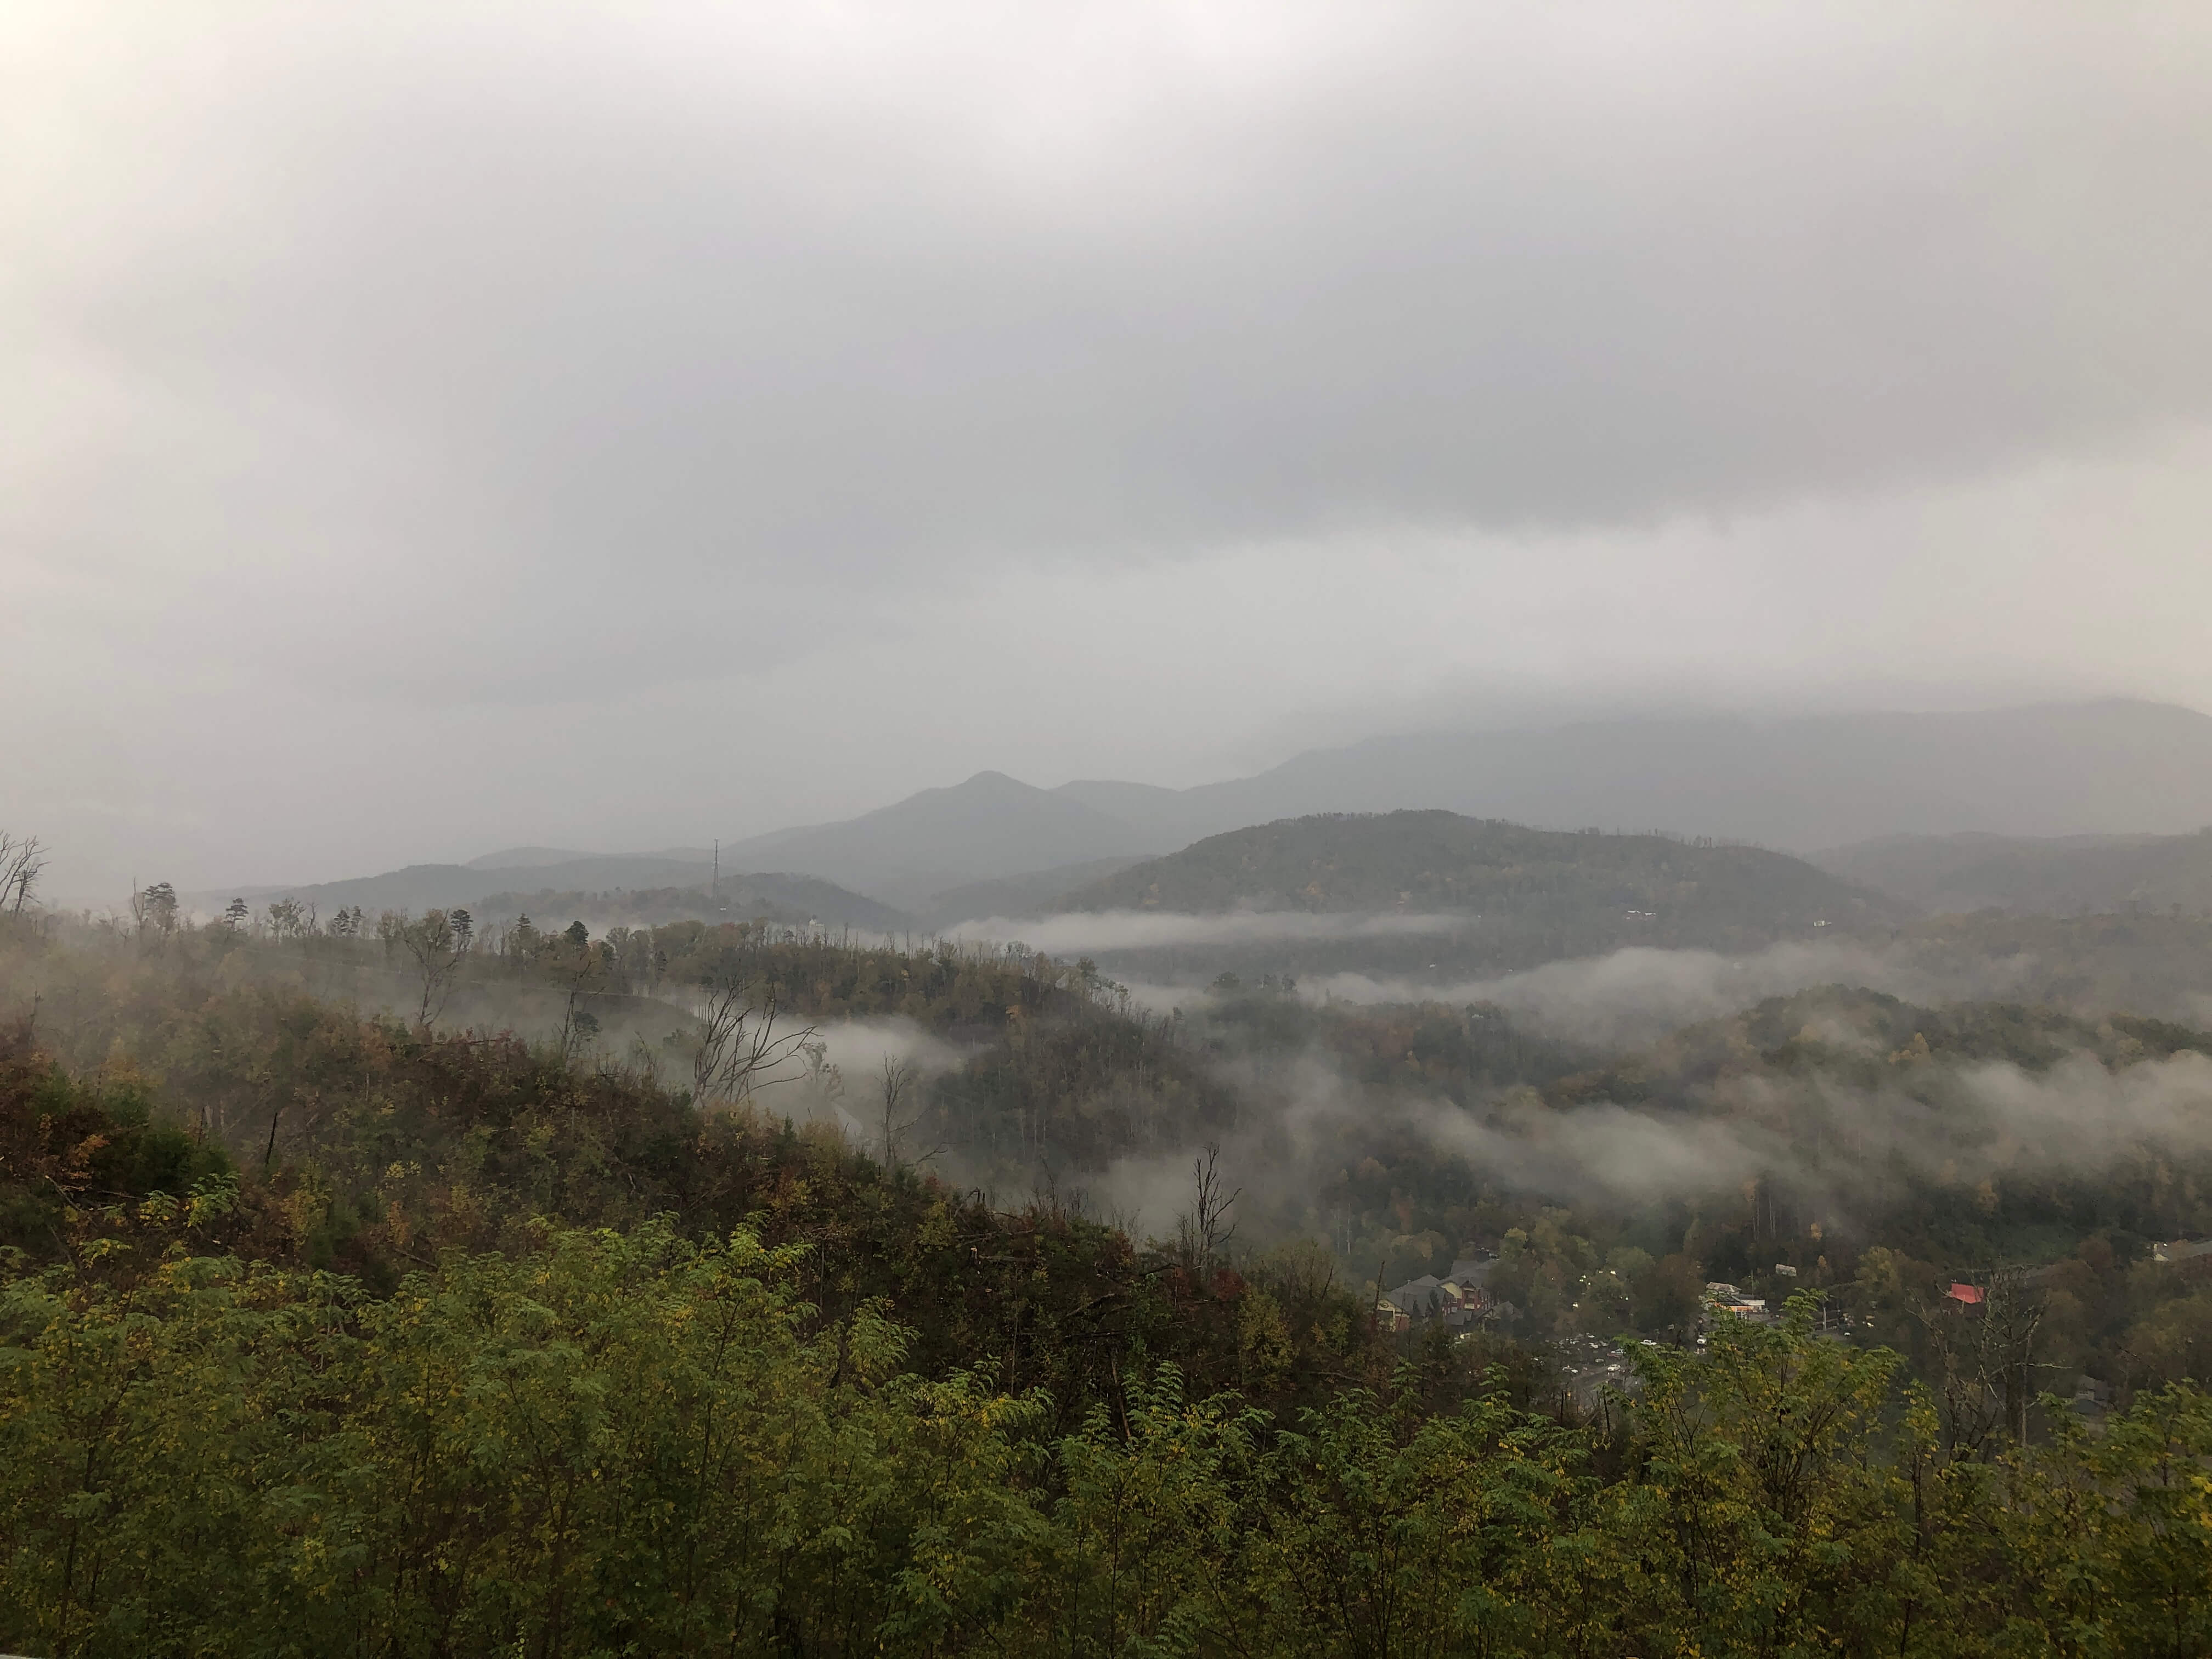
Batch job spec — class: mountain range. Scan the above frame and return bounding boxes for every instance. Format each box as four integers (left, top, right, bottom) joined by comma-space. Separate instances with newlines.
710, 698, 2212, 908
210, 699, 2212, 928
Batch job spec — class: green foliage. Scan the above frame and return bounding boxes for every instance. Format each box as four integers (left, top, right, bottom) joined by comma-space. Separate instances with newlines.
0, 1222, 1053, 1656
4, 1240, 2208, 1656
10, 916, 2212, 1652
0, 1030, 233, 1260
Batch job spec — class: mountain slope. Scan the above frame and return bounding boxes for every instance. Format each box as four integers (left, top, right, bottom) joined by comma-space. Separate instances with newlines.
913, 855, 1153, 930
1030, 812, 1915, 983
716, 771, 1158, 907
203, 857, 900, 932
1060, 812, 1910, 933
469, 873, 912, 932
1048, 700, 2212, 852
217, 855, 715, 916
462, 847, 601, 871
1816, 827, 2212, 915
672, 701, 2212, 907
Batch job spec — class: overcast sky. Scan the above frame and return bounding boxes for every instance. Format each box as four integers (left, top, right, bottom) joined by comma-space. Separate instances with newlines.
9, 2, 2212, 896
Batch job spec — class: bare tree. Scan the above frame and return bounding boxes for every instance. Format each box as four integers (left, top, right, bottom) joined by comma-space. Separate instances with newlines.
876, 1053, 941, 1171
1917, 1266, 2050, 1456
396, 910, 469, 1031
0, 833, 47, 914
546, 923, 606, 1064
796, 1039, 844, 1109
690, 978, 815, 1107
1176, 1141, 1242, 1272
555, 974, 601, 1064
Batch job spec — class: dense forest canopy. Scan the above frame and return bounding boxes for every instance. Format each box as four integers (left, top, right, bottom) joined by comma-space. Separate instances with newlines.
1017, 811, 1951, 989
5, 840, 2212, 1655
1061, 811, 1909, 924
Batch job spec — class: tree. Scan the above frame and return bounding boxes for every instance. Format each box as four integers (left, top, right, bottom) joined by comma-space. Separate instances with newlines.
263, 898, 309, 941
876, 1054, 939, 1170
0, 832, 46, 913
395, 910, 469, 1031
1918, 1265, 2050, 1455
690, 978, 815, 1107
222, 898, 250, 930
1177, 1142, 1240, 1273
548, 922, 605, 1064
131, 881, 178, 938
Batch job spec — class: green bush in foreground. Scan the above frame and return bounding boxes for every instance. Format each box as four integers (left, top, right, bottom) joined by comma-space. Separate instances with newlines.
4, 1229, 2208, 1658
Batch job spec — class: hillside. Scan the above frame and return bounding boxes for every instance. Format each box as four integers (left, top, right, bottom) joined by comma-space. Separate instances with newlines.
1037, 812, 1910, 984
1057, 700, 2212, 852
674, 702, 2212, 905
716, 771, 1158, 907
206, 852, 714, 916
461, 845, 601, 870
1062, 811, 1906, 926
470, 872, 913, 933
913, 854, 1152, 929
14, 972, 2212, 1654
1818, 827, 2212, 915
195, 856, 899, 933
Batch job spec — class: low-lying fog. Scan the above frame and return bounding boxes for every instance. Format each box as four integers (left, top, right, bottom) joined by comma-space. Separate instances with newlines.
1302, 940, 2033, 1048
951, 909, 2212, 1041
944, 911, 1469, 952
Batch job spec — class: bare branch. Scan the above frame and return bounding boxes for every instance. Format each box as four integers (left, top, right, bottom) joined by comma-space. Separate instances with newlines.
396, 909, 469, 1031
690, 978, 816, 1107
0, 833, 48, 915
1176, 1141, 1242, 1272
877, 1053, 937, 1170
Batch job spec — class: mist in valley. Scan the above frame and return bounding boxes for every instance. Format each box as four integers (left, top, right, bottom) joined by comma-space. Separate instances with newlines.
9, 7, 2212, 1646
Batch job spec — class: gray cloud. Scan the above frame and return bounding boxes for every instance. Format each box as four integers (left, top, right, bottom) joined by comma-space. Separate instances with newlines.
1396, 1047, 2212, 1214
9, 3, 2212, 894
1070, 1031, 2212, 1253
19, 5, 2212, 593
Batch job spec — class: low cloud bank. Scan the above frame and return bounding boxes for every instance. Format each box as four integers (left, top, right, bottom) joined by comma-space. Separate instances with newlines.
1080, 1034, 2212, 1245
1304, 940, 2042, 1048
1422, 1046, 2212, 1213
805, 1017, 968, 1080
942, 910, 1470, 953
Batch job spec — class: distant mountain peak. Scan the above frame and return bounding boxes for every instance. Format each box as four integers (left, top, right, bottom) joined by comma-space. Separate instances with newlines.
945, 769, 1036, 793
465, 845, 601, 872
690, 698, 2212, 915
707, 768, 1155, 908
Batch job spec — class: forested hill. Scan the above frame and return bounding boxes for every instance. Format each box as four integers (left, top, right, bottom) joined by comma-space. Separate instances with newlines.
471, 872, 913, 932
8, 914, 2212, 1652
1060, 811, 1909, 932
192, 860, 901, 932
